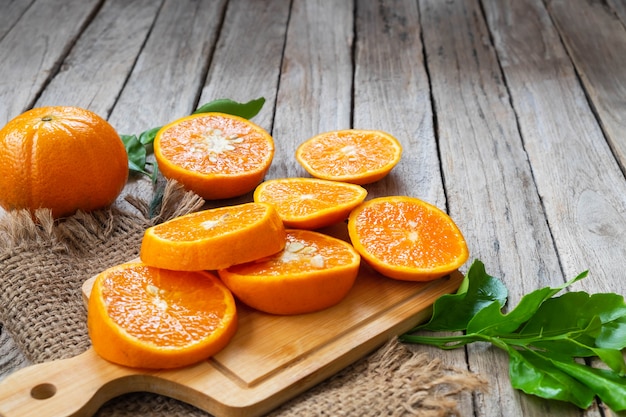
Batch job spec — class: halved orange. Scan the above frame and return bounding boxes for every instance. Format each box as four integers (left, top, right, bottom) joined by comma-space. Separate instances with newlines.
87, 262, 237, 369
140, 202, 286, 271
155, 112, 275, 200
348, 196, 469, 281
295, 129, 402, 184
218, 229, 361, 315
253, 177, 368, 229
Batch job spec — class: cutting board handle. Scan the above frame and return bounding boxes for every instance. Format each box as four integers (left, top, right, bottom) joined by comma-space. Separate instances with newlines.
0, 348, 144, 417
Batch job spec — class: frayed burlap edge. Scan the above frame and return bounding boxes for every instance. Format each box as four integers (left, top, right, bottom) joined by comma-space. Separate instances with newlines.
0, 180, 205, 254
268, 337, 487, 417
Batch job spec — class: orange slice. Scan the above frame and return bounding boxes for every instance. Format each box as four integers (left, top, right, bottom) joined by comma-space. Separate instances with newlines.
140, 202, 286, 271
87, 262, 237, 369
155, 112, 275, 200
253, 177, 368, 229
295, 129, 402, 184
219, 229, 361, 315
348, 196, 469, 281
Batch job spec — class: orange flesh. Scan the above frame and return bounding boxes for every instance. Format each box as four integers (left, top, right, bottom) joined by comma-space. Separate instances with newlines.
158, 114, 273, 175
352, 200, 467, 269
149, 204, 268, 242
228, 230, 359, 277
254, 178, 367, 219
297, 130, 400, 176
100, 265, 230, 348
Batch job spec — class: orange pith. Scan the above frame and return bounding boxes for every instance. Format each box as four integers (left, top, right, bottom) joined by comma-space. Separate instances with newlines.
348, 196, 469, 281
295, 129, 402, 185
253, 177, 368, 229
155, 112, 274, 200
140, 202, 286, 271
219, 229, 361, 315
87, 262, 237, 369
0, 106, 128, 218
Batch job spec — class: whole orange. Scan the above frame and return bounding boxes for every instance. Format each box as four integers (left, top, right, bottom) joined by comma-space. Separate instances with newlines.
0, 106, 128, 218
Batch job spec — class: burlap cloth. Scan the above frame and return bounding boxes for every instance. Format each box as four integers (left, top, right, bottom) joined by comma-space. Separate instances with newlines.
0, 181, 486, 416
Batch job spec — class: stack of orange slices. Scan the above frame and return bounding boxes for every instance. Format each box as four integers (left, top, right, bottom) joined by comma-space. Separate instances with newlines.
87, 123, 470, 370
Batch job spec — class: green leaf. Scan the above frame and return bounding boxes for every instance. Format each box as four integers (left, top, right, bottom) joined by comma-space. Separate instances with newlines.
549, 357, 626, 412
400, 260, 626, 412
507, 347, 596, 409
467, 271, 587, 336
121, 134, 148, 175
138, 126, 162, 146
193, 97, 266, 119
597, 316, 626, 350
410, 260, 507, 332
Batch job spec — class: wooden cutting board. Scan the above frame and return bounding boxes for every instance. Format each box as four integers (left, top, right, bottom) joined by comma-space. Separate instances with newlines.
0, 224, 463, 417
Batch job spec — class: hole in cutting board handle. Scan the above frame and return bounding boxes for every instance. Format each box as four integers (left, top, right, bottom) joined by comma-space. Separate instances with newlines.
30, 383, 57, 400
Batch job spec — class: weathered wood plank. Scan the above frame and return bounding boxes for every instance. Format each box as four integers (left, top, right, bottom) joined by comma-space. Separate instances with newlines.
193, 0, 290, 207
34, 0, 162, 117
606, 0, 626, 25
107, 0, 227, 134
354, 0, 475, 412
484, 0, 626, 296
0, 0, 35, 41
420, 0, 574, 415
354, 0, 444, 201
0, 0, 101, 125
272, 0, 354, 179
198, 0, 291, 134
546, 0, 626, 175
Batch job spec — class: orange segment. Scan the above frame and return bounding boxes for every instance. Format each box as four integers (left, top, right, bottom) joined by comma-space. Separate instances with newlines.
348, 196, 469, 281
219, 229, 361, 315
155, 112, 274, 200
295, 129, 402, 184
87, 262, 237, 369
253, 177, 368, 229
140, 202, 286, 271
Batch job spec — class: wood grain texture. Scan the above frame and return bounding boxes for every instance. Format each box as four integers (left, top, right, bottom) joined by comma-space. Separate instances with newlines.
353, 1, 474, 412
0, 0, 35, 41
354, 0, 444, 201
546, 0, 626, 175
34, 0, 162, 117
484, 0, 626, 295
272, 0, 355, 179
420, 0, 574, 415
198, 0, 291, 133
107, 0, 227, 134
0, 0, 101, 124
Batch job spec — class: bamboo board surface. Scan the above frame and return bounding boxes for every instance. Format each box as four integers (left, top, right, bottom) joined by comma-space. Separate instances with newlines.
0, 225, 463, 417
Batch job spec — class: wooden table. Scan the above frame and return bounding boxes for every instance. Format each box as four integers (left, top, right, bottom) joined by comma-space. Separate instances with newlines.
1, 0, 625, 416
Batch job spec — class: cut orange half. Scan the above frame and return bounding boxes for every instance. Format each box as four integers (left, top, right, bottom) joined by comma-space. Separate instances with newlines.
219, 229, 361, 315
253, 177, 368, 229
155, 112, 275, 200
295, 129, 402, 184
87, 262, 237, 369
140, 202, 286, 271
348, 196, 469, 281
